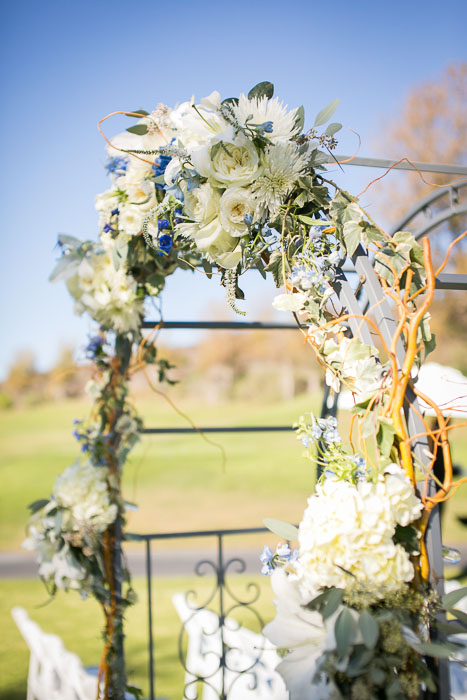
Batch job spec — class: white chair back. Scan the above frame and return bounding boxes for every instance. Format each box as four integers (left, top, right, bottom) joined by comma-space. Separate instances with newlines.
172, 593, 288, 700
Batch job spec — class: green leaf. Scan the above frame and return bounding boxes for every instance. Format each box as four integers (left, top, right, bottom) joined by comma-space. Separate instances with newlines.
126, 124, 148, 136
125, 109, 149, 117
414, 641, 463, 658
201, 259, 213, 278
359, 609, 379, 648
335, 607, 356, 657
436, 620, 467, 635
28, 499, 49, 513
297, 215, 331, 226
449, 608, 467, 625
325, 122, 342, 136
377, 417, 395, 457
322, 588, 344, 619
210, 141, 222, 160
294, 105, 305, 132
248, 81, 274, 100
360, 412, 375, 439
343, 220, 363, 257
263, 518, 298, 541
442, 586, 467, 609
313, 98, 340, 127
347, 645, 374, 676
221, 97, 239, 106
256, 258, 267, 279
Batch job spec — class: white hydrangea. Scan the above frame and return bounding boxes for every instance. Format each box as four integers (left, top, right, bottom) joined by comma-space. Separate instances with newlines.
53, 461, 118, 533
295, 468, 422, 600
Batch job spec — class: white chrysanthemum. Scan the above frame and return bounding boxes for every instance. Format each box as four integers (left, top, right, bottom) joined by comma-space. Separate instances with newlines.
252, 142, 308, 220
233, 94, 300, 143
295, 474, 420, 600
54, 461, 118, 533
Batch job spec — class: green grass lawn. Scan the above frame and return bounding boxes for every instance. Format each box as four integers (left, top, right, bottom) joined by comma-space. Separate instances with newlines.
1, 394, 466, 698
1, 394, 466, 550
1, 574, 276, 700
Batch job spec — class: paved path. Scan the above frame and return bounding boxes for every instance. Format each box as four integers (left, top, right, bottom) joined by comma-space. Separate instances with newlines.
0, 548, 265, 579
1, 545, 466, 579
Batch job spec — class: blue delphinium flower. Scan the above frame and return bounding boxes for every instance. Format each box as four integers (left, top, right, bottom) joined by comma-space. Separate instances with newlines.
243, 213, 253, 227
86, 335, 105, 357
158, 219, 170, 232
256, 121, 274, 134
105, 157, 128, 176
157, 234, 173, 256
152, 154, 171, 177
260, 543, 298, 576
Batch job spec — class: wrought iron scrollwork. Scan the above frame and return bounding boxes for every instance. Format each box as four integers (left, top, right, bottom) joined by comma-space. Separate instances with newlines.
176, 536, 281, 700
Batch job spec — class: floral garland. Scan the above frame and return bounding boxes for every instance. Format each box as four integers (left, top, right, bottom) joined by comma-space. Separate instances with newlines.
25, 81, 467, 699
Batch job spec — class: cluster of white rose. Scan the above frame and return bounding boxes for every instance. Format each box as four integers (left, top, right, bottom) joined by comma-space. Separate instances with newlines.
295, 464, 423, 599
23, 461, 118, 592
64, 236, 144, 333
96, 91, 306, 269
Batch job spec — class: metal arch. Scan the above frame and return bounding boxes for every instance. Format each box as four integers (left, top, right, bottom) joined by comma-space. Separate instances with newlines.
389, 181, 467, 238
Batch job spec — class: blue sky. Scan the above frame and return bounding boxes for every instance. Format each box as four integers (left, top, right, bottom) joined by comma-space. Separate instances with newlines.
1, 0, 466, 379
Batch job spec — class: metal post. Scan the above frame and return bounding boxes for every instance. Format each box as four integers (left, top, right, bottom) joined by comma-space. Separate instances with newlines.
217, 534, 226, 700
146, 538, 155, 700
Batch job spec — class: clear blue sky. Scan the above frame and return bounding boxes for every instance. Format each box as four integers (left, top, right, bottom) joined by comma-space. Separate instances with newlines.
1, 0, 466, 379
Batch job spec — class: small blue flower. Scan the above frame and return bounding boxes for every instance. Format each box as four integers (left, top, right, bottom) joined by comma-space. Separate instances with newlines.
243, 213, 253, 226
326, 416, 338, 429
324, 469, 335, 478
311, 425, 322, 440
111, 208, 119, 216
157, 234, 173, 256
103, 223, 116, 233
152, 154, 171, 177
260, 543, 299, 576
323, 428, 341, 444
105, 157, 128, 176
158, 219, 170, 232
257, 121, 274, 134
352, 454, 366, 469
72, 429, 81, 441
300, 434, 310, 448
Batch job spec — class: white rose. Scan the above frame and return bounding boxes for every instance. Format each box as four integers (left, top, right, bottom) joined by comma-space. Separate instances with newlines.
184, 182, 220, 224
118, 205, 145, 236
219, 186, 255, 236
272, 293, 307, 312
191, 134, 262, 186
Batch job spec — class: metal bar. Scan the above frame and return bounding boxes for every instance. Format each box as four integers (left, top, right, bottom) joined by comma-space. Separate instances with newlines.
436, 273, 467, 290
146, 539, 155, 700
413, 205, 467, 240
127, 526, 271, 541
329, 155, 467, 176
140, 426, 293, 434
141, 320, 300, 330
218, 534, 226, 700
389, 182, 467, 235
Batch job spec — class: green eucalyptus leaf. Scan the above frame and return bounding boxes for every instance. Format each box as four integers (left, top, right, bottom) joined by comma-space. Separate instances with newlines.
449, 608, 467, 625
335, 607, 356, 657
294, 105, 305, 132
442, 586, 467, 609
322, 588, 344, 619
221, 97, 239, 106
359, 609, 379, 648
325, 122, 342, 136
126, 109, 149, 117
314, 98, 340, 127
248, 81, 274, 100
414, 641, 463, 658
263, 518, 298, 541
28, 499, 49, 513
347, 645, 374, 676
126, 124, 148, 136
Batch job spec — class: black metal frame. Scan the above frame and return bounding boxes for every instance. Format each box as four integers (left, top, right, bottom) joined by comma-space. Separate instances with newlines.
129, 159, 467, 700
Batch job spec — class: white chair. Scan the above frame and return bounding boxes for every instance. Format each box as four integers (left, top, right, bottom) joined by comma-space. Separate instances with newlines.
172, 593, 288, 700
12, 606, 98, 700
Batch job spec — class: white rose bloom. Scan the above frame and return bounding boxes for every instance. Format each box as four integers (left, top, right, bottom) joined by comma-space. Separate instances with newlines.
183, 182, 220, 224
191, 133, 262, 187
219, 186, 255, 236
382, 464, 424, 527
263, 569, 341, 700
272, 293, 307, 312
233, 93, 301, 143
179, 217, 241, 269
54, 461, 118, 533
118, 204, 146, 236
